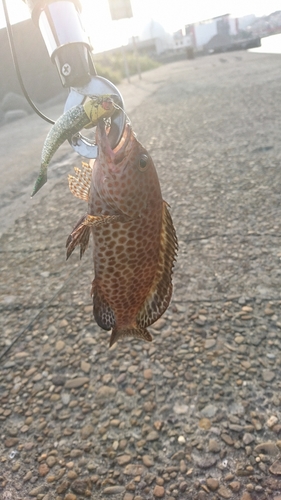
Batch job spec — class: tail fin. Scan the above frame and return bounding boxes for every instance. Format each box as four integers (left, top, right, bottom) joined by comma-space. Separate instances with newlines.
110, 326, 152, 347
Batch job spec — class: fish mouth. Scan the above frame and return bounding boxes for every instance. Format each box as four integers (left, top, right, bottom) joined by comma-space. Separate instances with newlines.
97, 120, 133, 165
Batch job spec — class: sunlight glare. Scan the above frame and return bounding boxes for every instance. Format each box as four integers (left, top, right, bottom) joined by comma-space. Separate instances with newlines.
0, 0, 30, 25
1, 0, 281, 54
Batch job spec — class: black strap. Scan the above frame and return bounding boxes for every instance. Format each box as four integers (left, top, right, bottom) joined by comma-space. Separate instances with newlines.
2, 0, 55, 124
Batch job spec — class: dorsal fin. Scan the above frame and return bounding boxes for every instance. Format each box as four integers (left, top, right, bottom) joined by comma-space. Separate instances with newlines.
136, 201, 178, 328
68, 162, 92, 201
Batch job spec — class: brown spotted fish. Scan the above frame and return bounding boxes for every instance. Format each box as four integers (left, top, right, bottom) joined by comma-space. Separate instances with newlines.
66, 121, 177, 347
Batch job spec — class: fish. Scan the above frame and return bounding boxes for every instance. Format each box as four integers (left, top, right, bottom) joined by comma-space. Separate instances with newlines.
66, 120, 178, 347
31, 95, 116, 197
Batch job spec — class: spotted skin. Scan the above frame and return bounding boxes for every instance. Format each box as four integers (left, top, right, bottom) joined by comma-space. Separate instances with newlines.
67, 121, 177, 346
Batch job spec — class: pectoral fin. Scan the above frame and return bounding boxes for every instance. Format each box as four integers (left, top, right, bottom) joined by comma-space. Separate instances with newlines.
66, 215, 90, 260
66, 213, 120, 259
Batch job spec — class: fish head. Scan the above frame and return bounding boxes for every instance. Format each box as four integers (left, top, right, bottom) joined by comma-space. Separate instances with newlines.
94, 121, 162, 217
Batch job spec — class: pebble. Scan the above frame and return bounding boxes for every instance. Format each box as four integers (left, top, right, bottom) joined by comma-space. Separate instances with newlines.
262, 370, 276, 382
142, 455, 154, 467
103, 485, 125, 494
234, 335, 244, 344
64, 377, 89, 389
267, 415, 278, 428
152, 318, 166, 330
55, 340, 65, 351
67, 470, 78, 480
61, 392, 70, 405
229, 481, 241, 492
117, 455, 131, 465
269, 460, 281, 475
4, 438, 19, 447
240, 493, 253, 500
80, 424, 95, 439
199, 418, 211, 430
217, 486, 232, 499
173, 403, 189, 415
96, 385, 117, 399
208, 439, 221, 453
153, 485, 165, 497
201, 404, 217, 418
29, 485, 46, 496
205, 339, 216, 349
243, 433, 255, 445
123, 494, 134, 500
81, 360, 91, 373
38, 463, 50, 476
23, 471, 33, 482
146, 431, 159, 441
193, 454, 217, 469
123, 465, 145, 476
56, 480, 70, 494
71, 478, 92, 496
254, 442, 279, 456
143, 369, 153, 379
221, 433, 234, 446
52, 375, 66, 386
206, 478, 219, 491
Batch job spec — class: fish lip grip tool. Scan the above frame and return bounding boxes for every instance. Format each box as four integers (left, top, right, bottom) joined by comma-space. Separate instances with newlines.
23, 0, 126, 157
64, 76, 125, 159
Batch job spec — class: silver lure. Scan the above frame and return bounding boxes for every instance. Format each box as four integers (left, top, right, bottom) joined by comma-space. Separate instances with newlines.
31, 96, 116, 197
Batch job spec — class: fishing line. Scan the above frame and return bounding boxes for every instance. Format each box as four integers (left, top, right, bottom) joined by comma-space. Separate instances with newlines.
2, 0, 55, 124
111, 101, 131, 125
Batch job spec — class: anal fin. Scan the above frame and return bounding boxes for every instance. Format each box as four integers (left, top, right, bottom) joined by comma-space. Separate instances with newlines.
91, 281, 115, 331
110, 327, 152, 347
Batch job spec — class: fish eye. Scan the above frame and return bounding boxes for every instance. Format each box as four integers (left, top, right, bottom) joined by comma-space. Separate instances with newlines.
138, 154, 149, 171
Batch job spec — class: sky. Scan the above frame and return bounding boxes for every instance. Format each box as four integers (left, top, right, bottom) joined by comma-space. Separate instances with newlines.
0, 0, 280, 53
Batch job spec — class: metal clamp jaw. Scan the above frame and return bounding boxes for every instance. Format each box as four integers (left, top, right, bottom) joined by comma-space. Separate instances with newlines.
64, 76, 126, 158
24, 0, 126, 157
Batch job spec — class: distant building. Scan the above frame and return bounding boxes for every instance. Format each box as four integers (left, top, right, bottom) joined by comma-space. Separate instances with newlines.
140, 20, 173, 55
172, 13, 261, 55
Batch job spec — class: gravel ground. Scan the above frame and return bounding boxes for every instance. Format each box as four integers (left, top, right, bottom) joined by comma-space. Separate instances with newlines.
1, 51, 281, 500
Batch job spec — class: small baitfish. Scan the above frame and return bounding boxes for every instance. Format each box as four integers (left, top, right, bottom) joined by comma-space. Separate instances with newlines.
31, 95, 116, 197
66, 121, 178, 347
